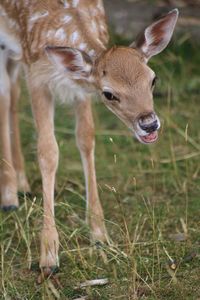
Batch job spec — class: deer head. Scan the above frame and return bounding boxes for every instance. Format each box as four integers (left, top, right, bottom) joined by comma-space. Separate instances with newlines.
46, 9, 179, 144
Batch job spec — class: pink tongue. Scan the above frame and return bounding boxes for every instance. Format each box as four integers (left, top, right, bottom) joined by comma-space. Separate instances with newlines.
146, 132, 156, 140
143, 132, 157, 142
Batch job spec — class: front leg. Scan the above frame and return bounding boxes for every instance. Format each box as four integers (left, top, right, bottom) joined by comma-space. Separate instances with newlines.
75, 97, 108, 243
30, 84, 59, 271
10, 74, 30, 194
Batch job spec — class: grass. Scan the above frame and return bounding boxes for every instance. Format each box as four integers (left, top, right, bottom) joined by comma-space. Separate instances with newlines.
1, 36, 200, 299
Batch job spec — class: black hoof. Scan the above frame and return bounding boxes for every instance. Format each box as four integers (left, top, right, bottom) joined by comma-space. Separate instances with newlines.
1, 205, 18, 212
18, 191, 32, 198
41, 265, 59, 275
31, 263, 59, 275
94, 240, 105, 249
37, 266, 59, 284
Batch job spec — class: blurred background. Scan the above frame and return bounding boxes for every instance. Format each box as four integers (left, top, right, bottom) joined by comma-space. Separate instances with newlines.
104, 0, 200, 41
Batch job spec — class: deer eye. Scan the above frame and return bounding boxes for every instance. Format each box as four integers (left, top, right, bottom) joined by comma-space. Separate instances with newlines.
102, 91, 119, 101
152, 76, 158, 88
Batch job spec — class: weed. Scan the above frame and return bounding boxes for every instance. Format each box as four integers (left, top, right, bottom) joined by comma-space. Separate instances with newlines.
1, 37, 200, 299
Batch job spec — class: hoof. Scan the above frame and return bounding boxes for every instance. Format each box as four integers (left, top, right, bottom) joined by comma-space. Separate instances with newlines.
31, 263, 59, 274
1, 205, 18, 212
94, 240, 106, 249
37, 265, 59, 283
18, 191, 32, 199
41, 265, 59, 276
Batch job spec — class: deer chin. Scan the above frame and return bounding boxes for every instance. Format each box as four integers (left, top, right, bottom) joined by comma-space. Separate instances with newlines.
135, 131, 158, 144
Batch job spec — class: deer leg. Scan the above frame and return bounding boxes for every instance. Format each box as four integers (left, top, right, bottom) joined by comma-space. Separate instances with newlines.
30, 85, 59, 271
75, 98, 108, 242
0, 61, 18, 210
10, 75, 30, 193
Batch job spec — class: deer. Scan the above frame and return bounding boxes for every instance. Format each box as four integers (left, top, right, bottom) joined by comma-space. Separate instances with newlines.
0, 0, 178, 275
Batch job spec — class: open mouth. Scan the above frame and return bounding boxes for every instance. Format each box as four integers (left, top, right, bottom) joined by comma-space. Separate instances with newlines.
139, 131, 158, 144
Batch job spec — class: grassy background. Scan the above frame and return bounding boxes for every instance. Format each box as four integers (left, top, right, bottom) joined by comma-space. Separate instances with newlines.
1, 36, 200, 299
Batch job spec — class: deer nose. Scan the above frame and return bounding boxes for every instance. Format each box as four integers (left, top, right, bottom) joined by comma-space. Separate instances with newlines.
138, 113, 159, 133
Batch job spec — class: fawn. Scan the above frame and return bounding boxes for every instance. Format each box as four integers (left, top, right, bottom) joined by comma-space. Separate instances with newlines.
0, 0, 178, 274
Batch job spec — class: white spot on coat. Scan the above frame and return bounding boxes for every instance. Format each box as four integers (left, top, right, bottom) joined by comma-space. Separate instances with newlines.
97, 0, 104, 12
55, 28, 66, 40
60, 15, 72, 24
72, 0, 79, 8
0, 5, 7, 17
29, 11, 49, 23
62, 0, 70, 8
79, 43, 87, 50
96, 38, 105, 49
88, 49, 95, 56
91, 8, 98, 17
28, 11, 49, 32
71, 31, 79, 43
47, 29, 55, 38
100, 24, 105, 32
91, 21, 97, 33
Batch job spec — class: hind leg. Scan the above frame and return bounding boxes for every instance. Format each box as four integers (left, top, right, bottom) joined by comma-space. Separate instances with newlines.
10, 72, 30, 193
0, 59, 18, 210
75, 97, 108, 242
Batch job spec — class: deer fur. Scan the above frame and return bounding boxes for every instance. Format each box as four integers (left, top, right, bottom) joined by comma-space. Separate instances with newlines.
0, 0, 178, 273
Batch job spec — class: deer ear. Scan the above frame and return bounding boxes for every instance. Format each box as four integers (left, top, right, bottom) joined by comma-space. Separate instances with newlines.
45, 46, 93, 79
130, 9, 179, 61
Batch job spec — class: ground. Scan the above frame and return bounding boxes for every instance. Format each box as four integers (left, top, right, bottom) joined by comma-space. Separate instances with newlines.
0, 37, 200, 299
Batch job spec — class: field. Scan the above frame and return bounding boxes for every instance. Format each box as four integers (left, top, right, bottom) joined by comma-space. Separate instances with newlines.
0, 37, 200, 299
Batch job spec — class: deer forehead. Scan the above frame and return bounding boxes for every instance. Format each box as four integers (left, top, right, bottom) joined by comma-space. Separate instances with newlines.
97, 48, 155, 90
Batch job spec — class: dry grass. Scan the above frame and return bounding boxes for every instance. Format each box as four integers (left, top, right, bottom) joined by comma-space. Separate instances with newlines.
1, 38, 200, 299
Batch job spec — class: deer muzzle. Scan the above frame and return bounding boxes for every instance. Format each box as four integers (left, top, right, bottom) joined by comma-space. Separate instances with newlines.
135, 112, 160, 144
